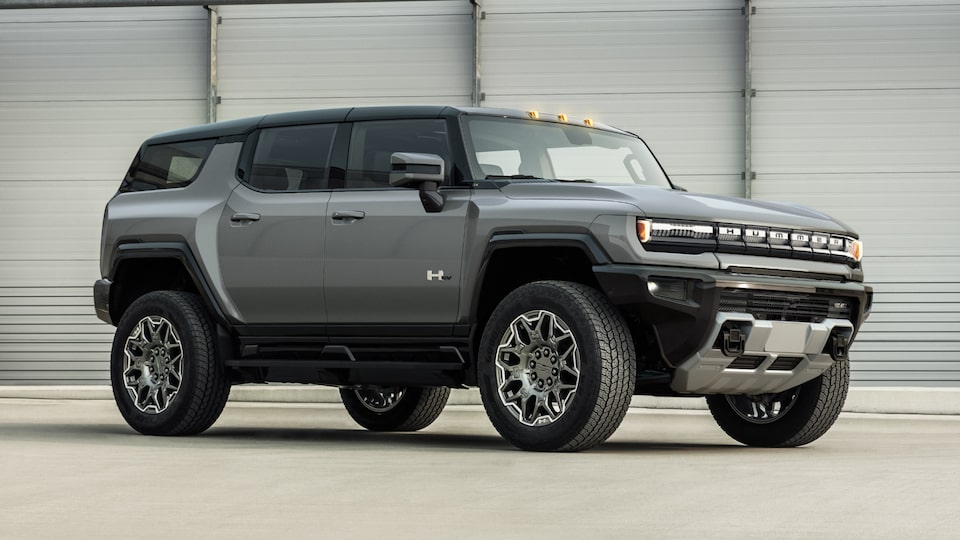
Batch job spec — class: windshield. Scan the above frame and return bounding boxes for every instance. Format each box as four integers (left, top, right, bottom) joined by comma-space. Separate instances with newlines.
462, 116, 672, 187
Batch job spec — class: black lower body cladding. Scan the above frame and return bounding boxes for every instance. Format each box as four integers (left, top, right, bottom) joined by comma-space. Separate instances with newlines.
592, 264, 873, 369
93, 279, 112, 325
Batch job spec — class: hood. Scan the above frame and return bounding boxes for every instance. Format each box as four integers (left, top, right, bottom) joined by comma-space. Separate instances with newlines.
499, 182, 856, 236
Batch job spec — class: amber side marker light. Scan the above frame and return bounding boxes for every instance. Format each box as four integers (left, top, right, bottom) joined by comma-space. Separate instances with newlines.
583, 118, 594, 127
527, 110, 539, 119
557, 113, 568, 122
636, 219, 653, 243
850, 239, 863, 262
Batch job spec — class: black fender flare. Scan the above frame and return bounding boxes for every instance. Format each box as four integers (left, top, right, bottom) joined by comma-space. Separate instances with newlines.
109, 241, 229, 326
469, 232, 613, 322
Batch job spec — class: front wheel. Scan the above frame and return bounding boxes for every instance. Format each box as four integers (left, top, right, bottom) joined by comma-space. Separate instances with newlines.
340, 385, 450, 432
478, 281, 636, 452
706, 360, 850, 447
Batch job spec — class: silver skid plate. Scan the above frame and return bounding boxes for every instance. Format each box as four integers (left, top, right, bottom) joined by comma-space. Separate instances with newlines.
671, 313, 854, 395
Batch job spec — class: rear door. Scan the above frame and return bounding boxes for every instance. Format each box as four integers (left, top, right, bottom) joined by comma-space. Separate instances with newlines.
324, 119, 469, 326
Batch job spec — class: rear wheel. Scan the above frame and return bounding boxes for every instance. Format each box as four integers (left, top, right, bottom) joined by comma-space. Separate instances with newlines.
340, 385, 450, 432
110, 291, 230, 436
706, 360, 850, 447
478, 281, 635, 452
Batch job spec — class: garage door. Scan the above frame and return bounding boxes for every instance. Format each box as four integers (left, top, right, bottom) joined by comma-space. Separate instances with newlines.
0, 7, 209, 384
749, 1, 960, 385
0, 2, 473, 385
215, 1, 473, 120
479, 0, 746, 197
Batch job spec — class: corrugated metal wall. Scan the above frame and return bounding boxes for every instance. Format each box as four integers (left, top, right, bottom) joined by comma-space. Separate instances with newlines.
0, 0, 956, 385
749, 0, 960, 385
0, 7, 208, 383
480, 0, 746, 197
216, 1, 473, 119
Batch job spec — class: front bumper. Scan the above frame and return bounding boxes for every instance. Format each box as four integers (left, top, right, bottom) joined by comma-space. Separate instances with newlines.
93, 279, 113, 325
594, 264, 873, 395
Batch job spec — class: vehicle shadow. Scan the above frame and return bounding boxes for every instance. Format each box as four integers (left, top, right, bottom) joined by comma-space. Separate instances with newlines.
208, 427, 747, 453
0, 421, 746, 453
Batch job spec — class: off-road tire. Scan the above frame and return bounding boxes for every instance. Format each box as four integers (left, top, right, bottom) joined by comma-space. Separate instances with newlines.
110, 291, 231, 436
706, 360, 850, 447
478, 281, 636, 452
340, 386, 450, 432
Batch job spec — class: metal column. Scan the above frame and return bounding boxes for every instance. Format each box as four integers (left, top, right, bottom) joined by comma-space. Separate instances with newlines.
743, 0, 755, 198
470, 0, 483, 107
206, 5, 220, 123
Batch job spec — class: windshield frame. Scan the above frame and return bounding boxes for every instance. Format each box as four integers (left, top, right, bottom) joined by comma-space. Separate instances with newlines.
459, 114, 675, 189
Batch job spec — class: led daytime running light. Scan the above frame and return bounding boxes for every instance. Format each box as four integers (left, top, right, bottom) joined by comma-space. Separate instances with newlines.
637, 218, 863, 263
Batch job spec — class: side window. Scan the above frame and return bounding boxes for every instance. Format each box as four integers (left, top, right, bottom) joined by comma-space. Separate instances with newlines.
246, 124, 337, 191
344, 119, 449, 189
120, 138, 216, 192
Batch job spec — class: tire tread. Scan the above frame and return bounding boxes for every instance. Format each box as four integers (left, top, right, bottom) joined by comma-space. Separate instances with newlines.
554, 282, 635, 451
394, 387, 451, 432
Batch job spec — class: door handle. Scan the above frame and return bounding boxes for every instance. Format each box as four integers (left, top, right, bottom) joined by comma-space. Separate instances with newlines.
231, 213, 261, 222
332, 210, 366, 221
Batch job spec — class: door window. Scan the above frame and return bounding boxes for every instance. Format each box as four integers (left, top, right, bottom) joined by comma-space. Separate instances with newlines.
344, 119, 450, 189
245, 124, 337, 191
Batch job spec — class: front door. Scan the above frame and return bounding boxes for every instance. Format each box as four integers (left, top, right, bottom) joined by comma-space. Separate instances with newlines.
324, 119, 469, 326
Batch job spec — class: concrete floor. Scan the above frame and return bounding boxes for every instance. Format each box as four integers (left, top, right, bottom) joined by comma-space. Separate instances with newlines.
0, 399, 958, 540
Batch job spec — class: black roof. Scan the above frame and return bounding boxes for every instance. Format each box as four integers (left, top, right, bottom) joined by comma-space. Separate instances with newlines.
144, 105, 627, 145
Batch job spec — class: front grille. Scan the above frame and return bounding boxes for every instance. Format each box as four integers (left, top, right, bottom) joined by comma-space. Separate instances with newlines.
719, 290, 854, 323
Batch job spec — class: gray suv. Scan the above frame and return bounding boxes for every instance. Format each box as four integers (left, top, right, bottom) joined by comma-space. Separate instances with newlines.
95, 106, 872, 451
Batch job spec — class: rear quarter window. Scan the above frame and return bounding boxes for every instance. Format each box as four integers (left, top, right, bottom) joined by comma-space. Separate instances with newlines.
120, 138, 217, 192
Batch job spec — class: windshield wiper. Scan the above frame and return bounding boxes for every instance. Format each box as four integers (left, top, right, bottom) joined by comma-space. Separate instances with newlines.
483, 175, 595, 183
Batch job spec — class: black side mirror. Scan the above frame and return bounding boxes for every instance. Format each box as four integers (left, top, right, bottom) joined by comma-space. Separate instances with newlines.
390, 152, 445, 213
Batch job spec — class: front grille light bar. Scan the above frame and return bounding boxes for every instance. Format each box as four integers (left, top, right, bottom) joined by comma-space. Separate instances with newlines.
635, 218, 863, 263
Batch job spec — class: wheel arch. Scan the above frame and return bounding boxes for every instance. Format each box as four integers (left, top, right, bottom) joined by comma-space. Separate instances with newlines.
108, 242, 228, 326
469, 233, 612, 364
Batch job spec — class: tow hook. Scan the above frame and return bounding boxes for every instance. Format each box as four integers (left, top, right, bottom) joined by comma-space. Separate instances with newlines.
722, 326, 745, 357
831, 333, 850, 360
